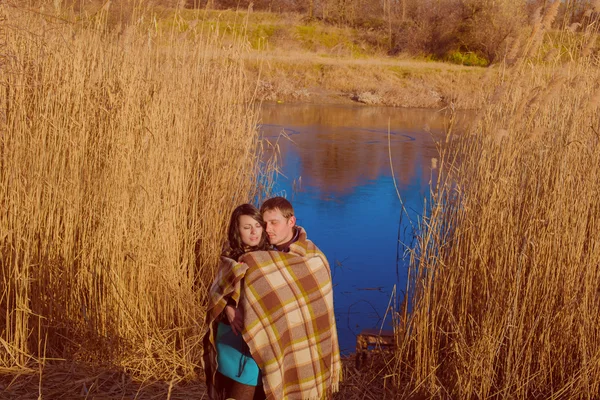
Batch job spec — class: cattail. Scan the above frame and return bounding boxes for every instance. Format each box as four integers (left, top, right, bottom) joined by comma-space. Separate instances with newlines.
525, 25, 544, 59
582, 34, 597, 58
568, 22, 581, 33
542, 1, 561, 29
431, 158, 438, 170
524, 6, 544, 59
531, 6, 543, 26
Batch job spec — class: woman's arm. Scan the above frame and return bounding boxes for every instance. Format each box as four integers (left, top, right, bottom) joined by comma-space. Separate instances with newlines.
224, 304, 244, 335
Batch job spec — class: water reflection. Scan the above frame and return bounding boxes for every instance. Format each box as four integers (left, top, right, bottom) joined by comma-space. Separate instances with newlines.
259, 103, 454, 353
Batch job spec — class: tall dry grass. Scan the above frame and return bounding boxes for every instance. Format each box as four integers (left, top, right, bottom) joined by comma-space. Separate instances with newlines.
395, 4, 600, 398
0, 3, 266, 380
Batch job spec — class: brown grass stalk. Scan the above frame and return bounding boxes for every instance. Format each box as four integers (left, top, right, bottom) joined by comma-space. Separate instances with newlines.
0, 3, 266, 381
395, 19, 600, 400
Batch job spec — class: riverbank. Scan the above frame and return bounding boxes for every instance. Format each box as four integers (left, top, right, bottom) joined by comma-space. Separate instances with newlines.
247, 51, 490, 108
158, 8, 493, 109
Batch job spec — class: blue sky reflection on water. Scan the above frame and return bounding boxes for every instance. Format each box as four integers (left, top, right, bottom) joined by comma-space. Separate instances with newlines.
259, 103, 449, 354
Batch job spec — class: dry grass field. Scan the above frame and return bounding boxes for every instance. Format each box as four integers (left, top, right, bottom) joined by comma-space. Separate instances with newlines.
0, 0, 269, 386
394, 5, 600, 399
3, 1, 600, 399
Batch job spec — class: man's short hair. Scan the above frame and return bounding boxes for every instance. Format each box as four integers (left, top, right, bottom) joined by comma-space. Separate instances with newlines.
260, 197, 294, 219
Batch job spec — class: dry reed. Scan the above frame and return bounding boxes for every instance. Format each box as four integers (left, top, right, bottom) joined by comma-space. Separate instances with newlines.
1, 357, 387, 399
0, 2, 266, 381
395, 10, 600, 400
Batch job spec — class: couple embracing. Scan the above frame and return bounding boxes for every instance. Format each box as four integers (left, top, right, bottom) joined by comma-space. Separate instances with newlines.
202, 197, 341, 400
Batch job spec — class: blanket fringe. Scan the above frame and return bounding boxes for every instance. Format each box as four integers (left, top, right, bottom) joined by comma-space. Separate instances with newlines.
331, 367, 342, 393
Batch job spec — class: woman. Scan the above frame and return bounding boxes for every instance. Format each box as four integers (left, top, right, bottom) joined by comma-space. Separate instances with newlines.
203, 204, 269, 400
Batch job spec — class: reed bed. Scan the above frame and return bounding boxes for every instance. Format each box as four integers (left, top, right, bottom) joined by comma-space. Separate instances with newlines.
0, 3, 265, 381
395, 8, 600, 400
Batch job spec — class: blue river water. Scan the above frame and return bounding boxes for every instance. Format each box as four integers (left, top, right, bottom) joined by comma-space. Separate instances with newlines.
259, 103, 450, 354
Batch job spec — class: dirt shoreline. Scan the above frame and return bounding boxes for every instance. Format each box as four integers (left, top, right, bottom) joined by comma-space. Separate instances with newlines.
256, 80, 484, 110
247, 53, 492, 110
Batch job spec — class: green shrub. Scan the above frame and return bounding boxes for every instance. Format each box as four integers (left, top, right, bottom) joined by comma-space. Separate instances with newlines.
445, 50, 489, 67
296, 24, 347, 51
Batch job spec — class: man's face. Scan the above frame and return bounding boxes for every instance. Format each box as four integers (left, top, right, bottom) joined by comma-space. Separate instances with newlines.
263, 208, 296, 246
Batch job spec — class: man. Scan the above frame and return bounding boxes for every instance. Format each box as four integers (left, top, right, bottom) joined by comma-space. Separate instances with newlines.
260, 197, 299, 252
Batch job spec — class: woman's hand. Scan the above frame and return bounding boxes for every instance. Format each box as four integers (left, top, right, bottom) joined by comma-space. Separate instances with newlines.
225, 305, 243, 335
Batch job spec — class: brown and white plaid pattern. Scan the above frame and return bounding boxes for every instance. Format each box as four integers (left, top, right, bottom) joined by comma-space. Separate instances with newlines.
202, 227, 341, 400
239, 227, 341, 399
202, 256, 249, 400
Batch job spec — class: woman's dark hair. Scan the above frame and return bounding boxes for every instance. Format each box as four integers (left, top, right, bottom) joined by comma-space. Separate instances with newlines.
225, 203, 268, 260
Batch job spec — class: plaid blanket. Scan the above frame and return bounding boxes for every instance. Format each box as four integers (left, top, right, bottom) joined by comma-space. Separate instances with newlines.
202, 227, 341, 400
202, 255, 249, 400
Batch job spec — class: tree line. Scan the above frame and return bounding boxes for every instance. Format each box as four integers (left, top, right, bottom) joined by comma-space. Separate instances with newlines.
186, 0, 600, 64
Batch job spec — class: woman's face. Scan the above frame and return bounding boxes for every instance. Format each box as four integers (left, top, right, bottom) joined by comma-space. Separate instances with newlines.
238, 215, 263, 247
